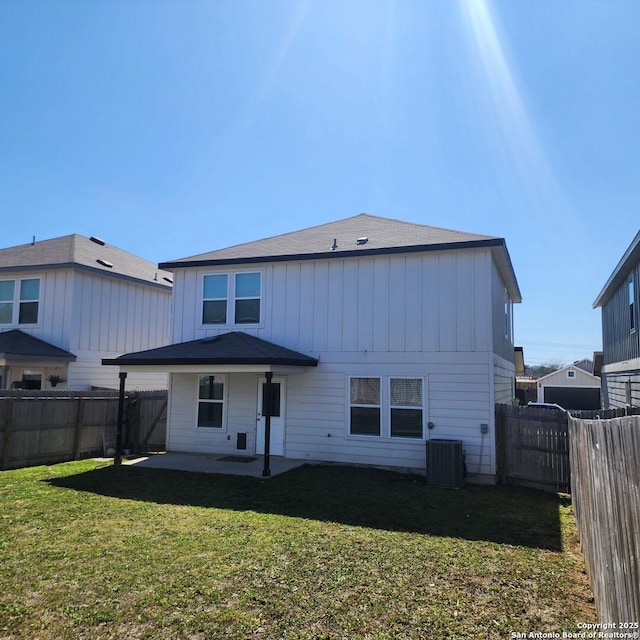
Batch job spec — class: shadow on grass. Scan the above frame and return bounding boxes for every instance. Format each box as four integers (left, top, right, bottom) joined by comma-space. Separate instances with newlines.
47, 463, 567, 550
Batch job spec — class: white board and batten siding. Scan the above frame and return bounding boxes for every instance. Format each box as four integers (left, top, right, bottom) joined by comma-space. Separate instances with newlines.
166, 247, 516, 479
171, 249, 496, 354
2, 267, 171, 391
67, 271, 171, 390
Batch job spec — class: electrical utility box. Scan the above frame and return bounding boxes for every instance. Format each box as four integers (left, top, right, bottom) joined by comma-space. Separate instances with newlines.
426, 439, 464, 488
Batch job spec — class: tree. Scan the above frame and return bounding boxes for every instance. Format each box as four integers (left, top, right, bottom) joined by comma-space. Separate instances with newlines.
524, 362, 564, 378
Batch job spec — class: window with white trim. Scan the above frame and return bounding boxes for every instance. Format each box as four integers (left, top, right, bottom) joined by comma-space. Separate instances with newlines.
350, 377, 381, 436
202, 272, 261, 326
0, 278, 40, 325
234, 273, 261, 324
567, 370, 576, 379
390, 378, 423, 438
197, 375, 226, 428
349, 376, 425, 439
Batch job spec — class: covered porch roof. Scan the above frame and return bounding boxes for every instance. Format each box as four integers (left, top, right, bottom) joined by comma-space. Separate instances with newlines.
102, 331, 319, 373
0, 329, 76, 364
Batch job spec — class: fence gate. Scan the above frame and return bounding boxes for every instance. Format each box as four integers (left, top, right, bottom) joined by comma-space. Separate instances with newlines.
495, 404, 570, 493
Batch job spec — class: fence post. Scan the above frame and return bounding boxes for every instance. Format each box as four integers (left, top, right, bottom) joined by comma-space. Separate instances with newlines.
73, 398, 86, 460
1, 398, 14, 470
495, 404, 507, 485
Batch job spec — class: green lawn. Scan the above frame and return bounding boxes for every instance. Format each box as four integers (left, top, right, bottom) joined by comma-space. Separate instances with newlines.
0, 460, 595, 639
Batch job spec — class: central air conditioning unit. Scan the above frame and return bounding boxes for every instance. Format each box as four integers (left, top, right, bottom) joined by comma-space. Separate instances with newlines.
426, 439, 464, 488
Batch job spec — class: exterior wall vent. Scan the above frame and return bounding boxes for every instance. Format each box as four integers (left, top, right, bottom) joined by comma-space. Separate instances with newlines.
426, 439, 464, 488
90, 236, 106, 246
96, 258, 114, 268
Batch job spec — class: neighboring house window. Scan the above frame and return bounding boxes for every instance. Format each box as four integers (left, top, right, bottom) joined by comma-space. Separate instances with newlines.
504, 288, 512, 342
0, 278, 40, 325
350, 377, 381, 436
567, 370, 576, 379
390, 378, 423, 438
630, 276, 636, 332
197, 375, 226, 428
202, 272, 261, 325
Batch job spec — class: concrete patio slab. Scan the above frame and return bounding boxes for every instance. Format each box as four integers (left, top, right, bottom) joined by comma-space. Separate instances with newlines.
122, 452, 306, 478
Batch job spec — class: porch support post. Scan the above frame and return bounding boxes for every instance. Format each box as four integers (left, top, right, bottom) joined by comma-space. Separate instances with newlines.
262, 371, 273, 477
1, 365, 9, 390
114, 371, 127, 466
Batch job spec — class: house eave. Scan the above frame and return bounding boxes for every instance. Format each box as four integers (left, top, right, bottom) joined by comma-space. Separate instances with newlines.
159, 238, 502, 269
0, 353, 76, 363
160, 238, 522, 304
593, 229, 640, 308
0, 263, 172, 292
102, 357, 318, 368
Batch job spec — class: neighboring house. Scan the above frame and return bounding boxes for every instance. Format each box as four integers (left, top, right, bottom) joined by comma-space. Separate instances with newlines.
0, 234, 172, 391
535, 363, 601, 410
593, 229, 640, 408
104, 213, 521, 480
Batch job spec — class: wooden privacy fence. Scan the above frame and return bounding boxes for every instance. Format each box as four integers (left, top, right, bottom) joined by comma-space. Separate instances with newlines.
0, 389, 167, 470
495, 404, 570, 493
569, 414, 640, 624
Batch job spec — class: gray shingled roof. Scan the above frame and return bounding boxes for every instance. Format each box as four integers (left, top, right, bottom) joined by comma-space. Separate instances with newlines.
102, 331, 318, 367
160, 213, 521, 302
161, 213, 497, 267
0, 329, 76, 361
0, 234, 173, 289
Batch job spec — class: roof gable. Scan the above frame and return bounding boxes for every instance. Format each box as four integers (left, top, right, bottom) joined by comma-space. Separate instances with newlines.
536, 364, 600, 385
0, 234, 172, 290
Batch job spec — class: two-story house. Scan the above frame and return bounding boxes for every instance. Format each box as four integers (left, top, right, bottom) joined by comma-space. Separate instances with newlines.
104, 214, 521, 481
593, 229, 640, 408
0, 234, 172, 391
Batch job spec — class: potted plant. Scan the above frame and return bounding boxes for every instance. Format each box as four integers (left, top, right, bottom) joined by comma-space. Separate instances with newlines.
47, 374, 66, 388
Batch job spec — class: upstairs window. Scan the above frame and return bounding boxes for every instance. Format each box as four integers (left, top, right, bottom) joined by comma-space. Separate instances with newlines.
0, 278, 40, 325
202, 275, 228, 324
202, 272, 261, 326
234, 273, 261, 324
19, 279, 40, 324
0, 280, 15, 324
630, 276, 636, 332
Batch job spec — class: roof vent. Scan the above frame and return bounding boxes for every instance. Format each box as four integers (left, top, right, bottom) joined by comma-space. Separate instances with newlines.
331, 238, 338, 251
357, 237, 368, 245
90, 236, 106, 246
96, 258, 113, 268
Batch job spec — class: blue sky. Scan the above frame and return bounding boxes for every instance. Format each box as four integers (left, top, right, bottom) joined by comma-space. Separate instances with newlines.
1, 0, 638, 366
